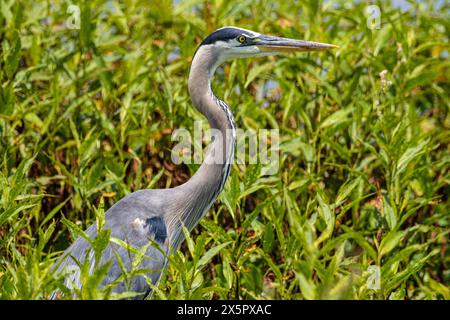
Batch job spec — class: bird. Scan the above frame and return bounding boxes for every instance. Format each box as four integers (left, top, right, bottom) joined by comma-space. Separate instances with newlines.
51, 26, 337, 299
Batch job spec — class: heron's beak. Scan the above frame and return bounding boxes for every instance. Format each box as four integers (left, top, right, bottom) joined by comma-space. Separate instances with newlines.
254, 35, 338, 53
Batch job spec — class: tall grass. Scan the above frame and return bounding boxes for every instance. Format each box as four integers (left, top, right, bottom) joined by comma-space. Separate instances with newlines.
0, 0, 448, 299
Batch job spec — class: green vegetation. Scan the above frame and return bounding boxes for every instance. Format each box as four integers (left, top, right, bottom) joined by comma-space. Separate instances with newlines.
0, 0, 448, 300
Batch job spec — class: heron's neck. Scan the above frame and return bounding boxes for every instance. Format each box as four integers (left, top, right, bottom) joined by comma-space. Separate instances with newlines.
177, 47, 235, 231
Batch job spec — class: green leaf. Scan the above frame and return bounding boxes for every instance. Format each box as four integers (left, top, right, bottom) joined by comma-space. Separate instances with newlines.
382, 244, 425, 275
95, 197, 106, 231
388, 284, 406, 300
222, 260, 234, 290
82, 260, 112, 300
326, 275, 352, 299
320, 108, 353, 129
146, 168, 165, 189
0, 204, 36, 225
181, 224, 195, 257
38, 221, 56, 251
262, 223, 275, 253
4, 29, 21, 79
244, 63, 273, 88
92, 229, 111, 266
315, 192, 335, 246
197, 241, 231, 269
321, 229, 378, 262
191, 270, 203, 290
428, 277, 450, 299
336, 177, 362, 206
379, 230, 407, 258
382, 195, 397, 231
384, 253, 434, 292
40, 197, 71, 227
396, 139, 429, 177
296, 272, 316, 300
61, 216, 91, 243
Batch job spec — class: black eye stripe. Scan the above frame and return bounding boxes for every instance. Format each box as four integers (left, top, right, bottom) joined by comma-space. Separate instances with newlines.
200, 28, 256, 46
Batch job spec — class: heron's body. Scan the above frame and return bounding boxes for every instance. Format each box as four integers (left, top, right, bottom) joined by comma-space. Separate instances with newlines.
52, 27, 336, 299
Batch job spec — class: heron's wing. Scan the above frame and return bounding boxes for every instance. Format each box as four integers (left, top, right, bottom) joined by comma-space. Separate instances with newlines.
51, 223, 98, 296
98, 215, 169, 298
52, 192, 170, 299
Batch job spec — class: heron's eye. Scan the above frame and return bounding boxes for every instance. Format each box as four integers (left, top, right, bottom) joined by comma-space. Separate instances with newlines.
238, 35, 246, 43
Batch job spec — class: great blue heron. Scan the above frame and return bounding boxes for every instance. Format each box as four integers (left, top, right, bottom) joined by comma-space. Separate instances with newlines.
51, 26, 337, 299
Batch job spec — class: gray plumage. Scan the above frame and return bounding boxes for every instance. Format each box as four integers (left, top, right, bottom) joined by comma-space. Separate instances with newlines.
51, 27, 337, 299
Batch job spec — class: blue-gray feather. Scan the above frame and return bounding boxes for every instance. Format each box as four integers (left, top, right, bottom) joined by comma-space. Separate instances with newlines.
52, 190, 173, 299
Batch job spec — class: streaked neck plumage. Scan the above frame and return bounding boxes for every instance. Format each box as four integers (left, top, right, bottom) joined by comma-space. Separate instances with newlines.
168, 45, 236, 248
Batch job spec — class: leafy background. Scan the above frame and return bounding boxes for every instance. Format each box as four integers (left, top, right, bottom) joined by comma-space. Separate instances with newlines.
0, 0, 448, 299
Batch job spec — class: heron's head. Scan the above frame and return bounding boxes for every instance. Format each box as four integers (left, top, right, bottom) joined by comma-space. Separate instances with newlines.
195, 26, 337, 70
